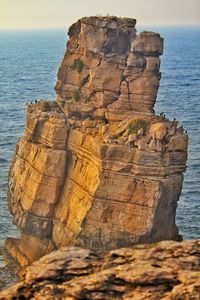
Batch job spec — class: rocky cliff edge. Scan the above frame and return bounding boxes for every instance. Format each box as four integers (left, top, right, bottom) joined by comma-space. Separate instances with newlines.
1, 240, 199, 299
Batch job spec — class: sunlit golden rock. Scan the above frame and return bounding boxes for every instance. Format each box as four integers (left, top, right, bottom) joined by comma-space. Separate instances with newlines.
6, 16, 188, 266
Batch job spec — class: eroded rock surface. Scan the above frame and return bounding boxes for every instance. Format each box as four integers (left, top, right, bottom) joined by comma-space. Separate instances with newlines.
1, 240, 200, 299
6, 16, 188, 266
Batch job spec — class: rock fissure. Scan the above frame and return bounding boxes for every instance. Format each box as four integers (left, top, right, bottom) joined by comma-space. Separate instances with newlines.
67, 177, 95, 197
15, 153, 65, 180
94, 196, 154, 208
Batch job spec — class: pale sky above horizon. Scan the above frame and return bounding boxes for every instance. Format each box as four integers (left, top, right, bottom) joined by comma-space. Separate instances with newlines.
0, 0, 200, 30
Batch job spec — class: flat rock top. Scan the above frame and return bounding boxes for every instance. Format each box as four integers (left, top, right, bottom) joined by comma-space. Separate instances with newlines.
81, 16, 136, 27
1, 239, 200, 299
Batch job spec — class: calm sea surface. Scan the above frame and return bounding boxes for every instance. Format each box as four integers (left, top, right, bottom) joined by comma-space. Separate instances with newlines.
0, 27, 200, 287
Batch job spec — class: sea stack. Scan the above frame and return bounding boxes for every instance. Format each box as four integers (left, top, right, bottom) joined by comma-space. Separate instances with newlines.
5, 16, 188, 266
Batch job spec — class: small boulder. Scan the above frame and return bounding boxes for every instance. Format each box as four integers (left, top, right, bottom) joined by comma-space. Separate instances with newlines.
118, 136, 126, 145
135, 138, 148, 151
137, 128, 144, 136
123, 128, 130, 137
82, 119, 97, 128
149, 122, 168, 140
99, 124, 109, 135
128, 133, 137, 142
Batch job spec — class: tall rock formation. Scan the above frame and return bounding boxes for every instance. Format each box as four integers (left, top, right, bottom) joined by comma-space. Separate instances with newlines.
5, 17, 188, 266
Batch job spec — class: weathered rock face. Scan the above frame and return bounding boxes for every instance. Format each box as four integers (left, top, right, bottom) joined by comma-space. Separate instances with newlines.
55, 17, 163, 121
6, 16, 188, 266
1, 240, 200, 299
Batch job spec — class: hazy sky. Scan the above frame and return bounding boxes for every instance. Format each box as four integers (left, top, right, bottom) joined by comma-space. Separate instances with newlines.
0, 0, 200, 30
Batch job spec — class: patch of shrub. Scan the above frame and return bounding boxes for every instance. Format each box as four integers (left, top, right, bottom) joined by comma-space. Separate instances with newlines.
72, 90, 80, 102
128, 119, 147, 134
71, 58, 84, 73
120, 74, 127, 82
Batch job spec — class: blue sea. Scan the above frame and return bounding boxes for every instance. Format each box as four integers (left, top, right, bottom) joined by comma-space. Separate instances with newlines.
0, 27, 200, 287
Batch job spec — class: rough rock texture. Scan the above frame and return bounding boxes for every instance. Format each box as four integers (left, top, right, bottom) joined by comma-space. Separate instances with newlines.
55, 17, 162, 121
6, 16, 188, 266
1, 240, 200, 299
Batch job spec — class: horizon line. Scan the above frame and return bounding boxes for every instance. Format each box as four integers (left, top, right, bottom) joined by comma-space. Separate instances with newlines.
1, 23, 200, 32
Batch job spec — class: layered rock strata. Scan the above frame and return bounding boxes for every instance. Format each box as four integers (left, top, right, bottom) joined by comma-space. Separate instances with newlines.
1, 240, 200, 299
6, 16, 188, 266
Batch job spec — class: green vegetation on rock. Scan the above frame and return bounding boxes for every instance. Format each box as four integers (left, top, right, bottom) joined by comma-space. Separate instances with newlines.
72, 90, 80, 102
71, 58, 84, 73
129, 119, 147, 134
120, 74, 127, 82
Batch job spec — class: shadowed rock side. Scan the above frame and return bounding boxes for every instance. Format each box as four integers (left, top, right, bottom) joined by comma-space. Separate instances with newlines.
1, 240, 200, 299
5, 16, 188, 266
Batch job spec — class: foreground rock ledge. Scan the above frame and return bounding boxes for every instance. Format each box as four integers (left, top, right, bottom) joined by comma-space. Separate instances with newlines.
1, 240, 200, 299
6, 16, 188, 266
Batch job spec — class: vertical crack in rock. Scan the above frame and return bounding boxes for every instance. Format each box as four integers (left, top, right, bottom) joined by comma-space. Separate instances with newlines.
5, 16, 188, 266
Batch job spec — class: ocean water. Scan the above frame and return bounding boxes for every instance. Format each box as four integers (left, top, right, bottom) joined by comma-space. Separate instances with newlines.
0, 26, 200, 287
154, 27, 200, 239
0, 29, 67, 287
0, 29, 66, 243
